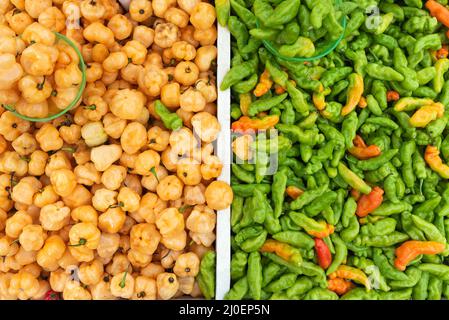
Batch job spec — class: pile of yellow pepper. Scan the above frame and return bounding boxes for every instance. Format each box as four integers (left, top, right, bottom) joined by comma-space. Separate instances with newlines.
0, 0, 232, 300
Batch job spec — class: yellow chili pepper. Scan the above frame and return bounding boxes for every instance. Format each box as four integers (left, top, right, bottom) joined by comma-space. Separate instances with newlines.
341, 74, 364, 116
312, 88, 331, 111
239, 92, 252, 116
409, 103, 444, 128
424, 145, 449, 179
328, 265, 371, 290
253, 69, 273, 97
393, 97, 434, 112
260, 239, 302, 265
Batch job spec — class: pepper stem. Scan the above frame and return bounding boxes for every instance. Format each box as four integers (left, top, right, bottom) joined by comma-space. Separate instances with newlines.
68, 238, 87, 247
119, 270, 128, 288
150, 167, 159, 182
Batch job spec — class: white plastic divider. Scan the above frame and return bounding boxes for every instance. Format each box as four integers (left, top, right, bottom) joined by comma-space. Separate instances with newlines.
215, 23, 231, 300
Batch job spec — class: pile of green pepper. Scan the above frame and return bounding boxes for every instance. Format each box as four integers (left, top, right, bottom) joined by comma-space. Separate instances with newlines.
219, 0, 449, 300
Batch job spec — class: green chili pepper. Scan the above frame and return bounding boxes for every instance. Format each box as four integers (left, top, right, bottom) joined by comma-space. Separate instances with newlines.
197, 251, 216, 300
232, 184, 271, 197
290, 184, 328, 210
230, 0, 256, 28
365, 63, 405, 81
247, 252, 263, 300
154, 100, 183, 130
231, 251, 248, 280
216, 0, 231, 26
338, 163, 372, 195
225, 276, 249, 300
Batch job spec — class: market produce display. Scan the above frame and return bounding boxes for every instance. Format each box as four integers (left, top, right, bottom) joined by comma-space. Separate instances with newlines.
0, 0, 233, 300
223, 0, 449, 300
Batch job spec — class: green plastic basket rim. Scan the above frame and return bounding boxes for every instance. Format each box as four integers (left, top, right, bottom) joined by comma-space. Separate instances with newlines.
3, 32, 87, 122
258, 0, 347, 62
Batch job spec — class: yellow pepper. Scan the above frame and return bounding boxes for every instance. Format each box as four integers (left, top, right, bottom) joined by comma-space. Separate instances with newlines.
312, 88, 331, 111
424, 145, 449, 179
239, 92, 252, 116
409, 103, 444, 128
394, 97, 435, 112
260, 239, 302, 265
341, 73, 364, 116
253, 69, 273, 97
328, 265, 371, 290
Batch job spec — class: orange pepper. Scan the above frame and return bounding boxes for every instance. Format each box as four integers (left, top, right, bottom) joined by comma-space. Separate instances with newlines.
436, 45, 449, 59
328, 278, 355, 296
231, 115, 279, 133
328, 265, 371, 290
386, 90, 400, 102
356, 186, 384, 217
253, 69, 273, 97
424, 145, 449, 179
308, 221, 334, 239
394, 241, 446, 271
260, 239, 302, 265
285, 186, 304, 200
348, 135, 382, 160
358, 96, 367, 108
426, 0, 449, 28
274, 84, 286, 95
341, 74, 364, 116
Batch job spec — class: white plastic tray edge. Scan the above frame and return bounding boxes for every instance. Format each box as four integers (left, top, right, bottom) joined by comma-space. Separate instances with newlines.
215, 23, 231, 301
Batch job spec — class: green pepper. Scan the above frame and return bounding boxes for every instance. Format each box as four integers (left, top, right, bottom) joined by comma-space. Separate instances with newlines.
216, 0, 231, 26
272, 169, 287, 218
414, 34, 442, 54
225, 276, 248, 300
247, 252, 263, 300
304, 288, 339, 300
232, 73, 259, 94
154, 100, 182, 130
279, 36, 316, 58
290, 184, 328, 210
286, 277, 314, 298
338, 163, 372, 195
197, 251, 216, 300
365, 63, 405, 81
248, 93, 288, 116
265, 0, 300, 27
372, 201, 413, 216
231, 251, 248, 280
221, 55, 258, 90
412, 214, 446, 243
231, 195, 244, 232
428, 276, 443, 300
232, 164, 255, 184
230, 0, 256, 28
413, 271, 430, 300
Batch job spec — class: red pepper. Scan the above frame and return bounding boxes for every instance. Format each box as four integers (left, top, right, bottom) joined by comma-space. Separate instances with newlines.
45, 290, 61, 300
314, 238, 332, 269
387, 90, 400, 102
356, 186, 384, 217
